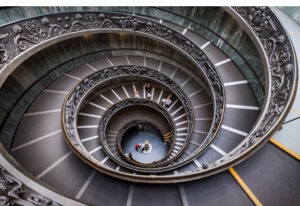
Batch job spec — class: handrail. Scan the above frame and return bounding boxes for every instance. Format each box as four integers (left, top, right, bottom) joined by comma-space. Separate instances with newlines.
107, 104, 175, 167
0, 13, 225, 170
0, 144, 85, 206
0, 7, 296, 184
152, 7, 265, 97
209, 7, 298, 168
0, 6, 264, 105
63, 66, 198, 173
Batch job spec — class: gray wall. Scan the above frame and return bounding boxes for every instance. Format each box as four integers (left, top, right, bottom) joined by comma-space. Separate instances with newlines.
277, 7, 300, 25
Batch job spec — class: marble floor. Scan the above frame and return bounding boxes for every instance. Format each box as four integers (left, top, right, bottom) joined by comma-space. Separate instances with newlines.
121, 124, 169, 164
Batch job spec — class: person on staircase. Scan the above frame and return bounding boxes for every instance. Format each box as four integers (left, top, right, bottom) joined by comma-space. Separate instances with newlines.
135, 143, 141, 151
145, 83, 152, 99
162, 97, 171, 108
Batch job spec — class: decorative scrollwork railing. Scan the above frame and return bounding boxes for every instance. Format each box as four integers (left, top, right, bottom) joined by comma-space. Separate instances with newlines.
0, 145, 84, 205
101, 99, 176, 169
63, 66, 206, 173
0, 164, 61, 206
116, 120, 172, 166
0, 13, 225, 153
0, 7, 296, 184
209, 7, 298, 168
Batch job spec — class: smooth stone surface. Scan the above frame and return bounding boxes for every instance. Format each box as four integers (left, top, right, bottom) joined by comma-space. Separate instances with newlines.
278, 7, 300, 25
235, 143, 300, 205
274, 119, 300, 155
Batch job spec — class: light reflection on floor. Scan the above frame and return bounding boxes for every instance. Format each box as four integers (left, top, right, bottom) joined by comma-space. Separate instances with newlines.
121, 124, 169, 164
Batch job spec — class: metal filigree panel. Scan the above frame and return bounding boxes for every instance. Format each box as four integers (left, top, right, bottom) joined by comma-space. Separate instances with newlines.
0, 165, 61, 206
100, 98, 176, 169
1, 7, 296, 183
63, 66, 212, 174
0, 13, 224, 142
211, 7, 298, 166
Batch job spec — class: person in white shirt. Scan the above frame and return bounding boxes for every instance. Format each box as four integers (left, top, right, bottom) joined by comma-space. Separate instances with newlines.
162, 98, 171, 107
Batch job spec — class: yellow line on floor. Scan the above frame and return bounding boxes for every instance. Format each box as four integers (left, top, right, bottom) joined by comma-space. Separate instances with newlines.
270, 137, 300, 160
229, 167, 262, 206
291, 108, 300, 116
164, 131, 172, 136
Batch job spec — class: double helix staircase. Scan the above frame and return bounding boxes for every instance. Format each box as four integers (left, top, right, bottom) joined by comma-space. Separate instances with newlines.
0, 6, 298, 206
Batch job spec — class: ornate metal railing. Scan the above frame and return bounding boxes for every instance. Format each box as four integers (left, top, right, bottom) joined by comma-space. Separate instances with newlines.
0, 164, 61, 206
0, 12, 224, 149
63, 66, 202, 173
117, 121, 166, 165
116, 120, 172, 166
0, 12, 224, 122
208, 7, 298, 169
0, 7, 297, 184
101, 102, 175, 168
0, 144, 85, 205
0, 11, 225, 179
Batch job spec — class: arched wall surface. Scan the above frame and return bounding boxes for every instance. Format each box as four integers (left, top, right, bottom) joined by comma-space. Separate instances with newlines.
0, 7, 264, 104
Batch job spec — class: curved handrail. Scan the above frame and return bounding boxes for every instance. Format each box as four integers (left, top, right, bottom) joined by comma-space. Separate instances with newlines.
63, 66, 198, 173
0, 13, 225, 168
0, 144, 85, 206
208, 7, 298, 168
0, 7, 296, 184
0, 6, 264, 105
104, 102, 175, 168
152, 7, 265, 97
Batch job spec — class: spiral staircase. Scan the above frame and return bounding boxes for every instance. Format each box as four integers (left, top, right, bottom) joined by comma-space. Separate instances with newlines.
0, 6, 299, 206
